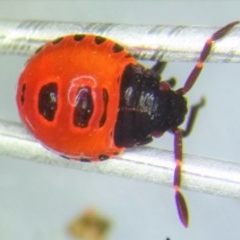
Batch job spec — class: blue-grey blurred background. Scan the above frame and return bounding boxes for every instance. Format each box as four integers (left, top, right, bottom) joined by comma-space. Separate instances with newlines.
0, 1, 240, 240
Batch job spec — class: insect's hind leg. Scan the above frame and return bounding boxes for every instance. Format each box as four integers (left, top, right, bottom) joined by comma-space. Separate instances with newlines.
151, 61, 168, 75
152, 61, 177, 88
182, 97, 206, 137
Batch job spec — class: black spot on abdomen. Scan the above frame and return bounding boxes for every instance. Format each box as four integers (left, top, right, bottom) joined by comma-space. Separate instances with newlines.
99, 88, 109, 127
20, 83, 26, 105
74, 34, 86, 42
112, 43, 124, 53
38, 83, 58, 121
98, 154, 109, 161
95, 36, 106, 45
73, 86, 94, 128
52, 37, 63, 44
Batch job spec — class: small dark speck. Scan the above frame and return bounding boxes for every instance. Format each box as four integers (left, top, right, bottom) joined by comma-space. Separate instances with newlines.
125, 53, 132, 58
22, 83, 26, 93
112, 43, 124, 53
95, 36, 106, 44
60, 155, 70, 160
20, 95, 25, 105
74, 34, 86, 41
35, 46, 43, 54
52, 37, 63, 44
20, 83, 26, 104
80, 158, 91, 162
98, 154, 109, 161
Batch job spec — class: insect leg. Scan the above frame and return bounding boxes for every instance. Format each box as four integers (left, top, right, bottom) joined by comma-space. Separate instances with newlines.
151, 61, 167, 75
152, 61, 178, 89
182, 97, 206, 137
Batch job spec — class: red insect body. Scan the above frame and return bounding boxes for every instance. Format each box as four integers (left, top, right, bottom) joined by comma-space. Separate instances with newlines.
16, 21, 239, 227
17, 35, 137, 160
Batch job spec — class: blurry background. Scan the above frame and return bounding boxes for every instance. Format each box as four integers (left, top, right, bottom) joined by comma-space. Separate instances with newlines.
0, 1, 240, 240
